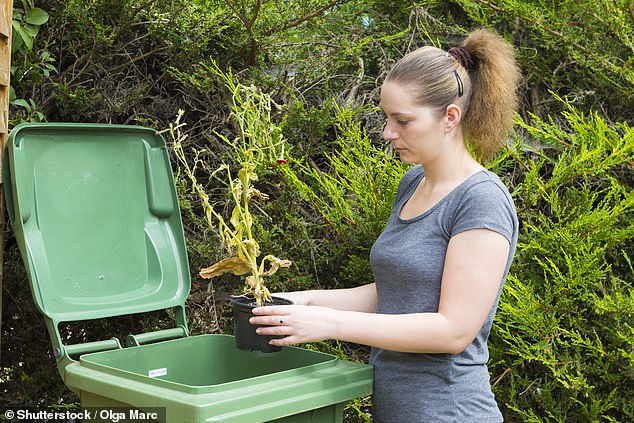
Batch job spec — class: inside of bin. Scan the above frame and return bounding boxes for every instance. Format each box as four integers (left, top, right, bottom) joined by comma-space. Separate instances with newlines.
34, 136, 158, 303
4, 124, 190, 324
79, 334, 338, 394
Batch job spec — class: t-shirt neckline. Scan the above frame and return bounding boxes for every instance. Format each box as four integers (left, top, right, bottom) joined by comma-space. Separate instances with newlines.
397, 168, 488, 223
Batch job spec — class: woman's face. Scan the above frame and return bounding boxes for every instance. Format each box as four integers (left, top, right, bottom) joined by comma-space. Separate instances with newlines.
380, 81, 447, 165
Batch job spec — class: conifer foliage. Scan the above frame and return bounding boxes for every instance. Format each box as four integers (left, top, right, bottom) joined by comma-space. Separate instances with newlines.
486, 99, 633, 422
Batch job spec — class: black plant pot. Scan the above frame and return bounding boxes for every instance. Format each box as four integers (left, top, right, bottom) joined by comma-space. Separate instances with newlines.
230, 295, 294, 353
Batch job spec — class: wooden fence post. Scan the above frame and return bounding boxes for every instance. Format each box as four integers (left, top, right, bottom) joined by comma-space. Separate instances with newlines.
0, 0, 12, 362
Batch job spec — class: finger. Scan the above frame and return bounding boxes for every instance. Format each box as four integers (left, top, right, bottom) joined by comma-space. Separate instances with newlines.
252, 305, 293, 315
268, 336, 298, 347
256, 325, 292, 337
249, 315, 290, 326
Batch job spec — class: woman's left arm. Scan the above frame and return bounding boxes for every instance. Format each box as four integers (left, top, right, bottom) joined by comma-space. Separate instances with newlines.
432, 228, 510, 353
251, 228, 509, 353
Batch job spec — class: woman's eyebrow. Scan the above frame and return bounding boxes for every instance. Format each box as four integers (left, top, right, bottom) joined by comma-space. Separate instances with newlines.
385, 111, 413, 118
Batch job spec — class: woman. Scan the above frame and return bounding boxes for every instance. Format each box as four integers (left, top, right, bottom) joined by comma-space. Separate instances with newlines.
250, 28, 521, 422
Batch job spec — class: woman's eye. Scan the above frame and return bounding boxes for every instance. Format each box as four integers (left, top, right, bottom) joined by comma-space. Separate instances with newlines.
397, 120, 408, 126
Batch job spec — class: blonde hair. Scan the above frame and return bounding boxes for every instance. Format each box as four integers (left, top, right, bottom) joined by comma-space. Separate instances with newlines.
385, 29, 521, 162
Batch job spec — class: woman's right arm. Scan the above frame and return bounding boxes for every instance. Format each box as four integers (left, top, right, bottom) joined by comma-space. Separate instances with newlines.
276, 283, 377, 313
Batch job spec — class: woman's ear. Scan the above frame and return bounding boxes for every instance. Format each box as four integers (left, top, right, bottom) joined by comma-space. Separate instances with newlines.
445, 104, 462, 131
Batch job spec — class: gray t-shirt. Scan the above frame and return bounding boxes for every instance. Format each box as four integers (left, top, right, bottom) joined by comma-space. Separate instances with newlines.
369, 166, 518, 422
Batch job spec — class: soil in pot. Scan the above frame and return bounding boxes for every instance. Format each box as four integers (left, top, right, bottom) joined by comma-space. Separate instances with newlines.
230, 295, 294, 353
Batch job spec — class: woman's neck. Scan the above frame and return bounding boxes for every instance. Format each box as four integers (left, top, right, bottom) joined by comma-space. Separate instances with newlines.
420, 139, 483, 187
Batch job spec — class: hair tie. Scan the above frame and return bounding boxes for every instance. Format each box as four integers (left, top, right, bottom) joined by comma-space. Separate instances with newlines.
447, 47, 476, 72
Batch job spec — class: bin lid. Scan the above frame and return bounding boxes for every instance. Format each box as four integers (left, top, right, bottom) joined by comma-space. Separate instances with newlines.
3, 123, 191, 323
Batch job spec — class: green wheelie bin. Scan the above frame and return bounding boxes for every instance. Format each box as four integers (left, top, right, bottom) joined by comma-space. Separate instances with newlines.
3, 123, 373, 423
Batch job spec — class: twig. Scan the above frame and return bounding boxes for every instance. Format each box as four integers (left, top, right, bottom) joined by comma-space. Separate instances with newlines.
108, 46, 167, 74
262, 0, 340, 37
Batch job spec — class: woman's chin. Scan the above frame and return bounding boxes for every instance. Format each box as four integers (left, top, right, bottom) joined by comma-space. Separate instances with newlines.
397, 152, 417, 164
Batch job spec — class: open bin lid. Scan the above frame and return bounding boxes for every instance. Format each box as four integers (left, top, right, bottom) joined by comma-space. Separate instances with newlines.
3, 123, 191, 324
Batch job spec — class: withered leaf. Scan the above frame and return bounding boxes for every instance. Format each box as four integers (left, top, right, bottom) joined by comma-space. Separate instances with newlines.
260, 255, 293, 277
199, 256, 253, 279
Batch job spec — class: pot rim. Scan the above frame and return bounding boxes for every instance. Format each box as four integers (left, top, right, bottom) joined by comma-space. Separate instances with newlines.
230, 295, 294, 308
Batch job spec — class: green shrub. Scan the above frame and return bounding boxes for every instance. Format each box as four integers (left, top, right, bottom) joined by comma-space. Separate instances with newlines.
281, 104, 408, 288
9, 2, 53, 125
488, 99, 633, 422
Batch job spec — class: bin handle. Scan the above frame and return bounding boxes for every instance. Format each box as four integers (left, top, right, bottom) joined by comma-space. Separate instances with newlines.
62, 337, 122, 358
126, 326, 188, 347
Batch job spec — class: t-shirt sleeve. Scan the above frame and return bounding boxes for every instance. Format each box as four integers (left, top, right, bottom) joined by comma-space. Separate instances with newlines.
450, 180, 517, 242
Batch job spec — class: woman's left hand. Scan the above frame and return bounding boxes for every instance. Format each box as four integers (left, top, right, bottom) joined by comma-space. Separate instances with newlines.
250, 305, 337, 347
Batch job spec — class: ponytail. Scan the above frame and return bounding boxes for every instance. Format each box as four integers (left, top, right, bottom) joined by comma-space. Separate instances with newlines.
461, 29, 521, 162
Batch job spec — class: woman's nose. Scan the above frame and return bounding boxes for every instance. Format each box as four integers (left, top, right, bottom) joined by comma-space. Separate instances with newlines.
383, 122, 397, 142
